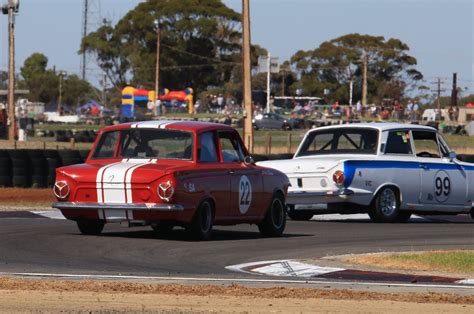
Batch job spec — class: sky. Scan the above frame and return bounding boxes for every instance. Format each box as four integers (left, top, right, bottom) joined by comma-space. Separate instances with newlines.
1, 0, 473, 96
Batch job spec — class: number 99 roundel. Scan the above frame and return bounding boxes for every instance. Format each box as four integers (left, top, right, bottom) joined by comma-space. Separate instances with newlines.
239, 175, 252, 214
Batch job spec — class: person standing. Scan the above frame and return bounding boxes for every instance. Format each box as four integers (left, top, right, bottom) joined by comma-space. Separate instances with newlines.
356, 100, 362, 118
217, 94, 224, 114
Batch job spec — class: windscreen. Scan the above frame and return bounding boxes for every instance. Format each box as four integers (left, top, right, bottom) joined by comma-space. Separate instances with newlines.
92, 129, 193, 160
296, 128, 378, 157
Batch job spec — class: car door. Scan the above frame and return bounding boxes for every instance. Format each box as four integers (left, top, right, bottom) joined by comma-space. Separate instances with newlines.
217, 130, 263, 219
413, 130, 468, 207
195, 131, 231, 218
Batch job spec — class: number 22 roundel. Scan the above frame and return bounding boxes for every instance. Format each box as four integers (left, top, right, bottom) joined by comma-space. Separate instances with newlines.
239, 175, 252, 214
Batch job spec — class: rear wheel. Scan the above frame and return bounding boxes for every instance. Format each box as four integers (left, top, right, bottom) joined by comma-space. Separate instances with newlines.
258, 194, 286, 237
188, 200, 214, 240
76, 220, 105, 235
369, 186, 403, 223
287, 205, 314, 221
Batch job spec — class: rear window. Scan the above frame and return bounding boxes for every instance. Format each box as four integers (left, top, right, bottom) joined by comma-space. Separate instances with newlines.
92, 129, 193, 160
296, 128, 378, 157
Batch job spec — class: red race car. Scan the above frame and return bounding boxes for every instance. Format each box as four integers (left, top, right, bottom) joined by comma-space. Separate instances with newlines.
53, 121, 290, 240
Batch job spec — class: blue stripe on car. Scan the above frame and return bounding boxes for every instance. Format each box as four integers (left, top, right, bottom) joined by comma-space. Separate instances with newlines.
343, 160, 474, 188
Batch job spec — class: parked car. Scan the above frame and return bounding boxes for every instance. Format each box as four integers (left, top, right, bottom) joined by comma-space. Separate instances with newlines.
52, 121, 290, 240
252, 113, 293, 130
257, 123, 474, 223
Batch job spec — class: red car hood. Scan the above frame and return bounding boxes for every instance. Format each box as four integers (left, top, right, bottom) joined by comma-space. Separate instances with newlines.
59, 160, 189, 184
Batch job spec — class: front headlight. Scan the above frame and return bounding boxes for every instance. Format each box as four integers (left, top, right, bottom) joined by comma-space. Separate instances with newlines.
157, 181, 175, 202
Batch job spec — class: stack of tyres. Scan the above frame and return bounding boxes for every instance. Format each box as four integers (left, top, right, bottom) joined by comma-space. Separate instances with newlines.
0, 150, 12, 187
8, 150, 30, 188
27, 150, 48, 188
43, 150, 62, 187
58, 150, 83, 166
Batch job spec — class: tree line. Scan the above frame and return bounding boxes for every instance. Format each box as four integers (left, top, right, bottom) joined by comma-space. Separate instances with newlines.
10, 0, 472, 108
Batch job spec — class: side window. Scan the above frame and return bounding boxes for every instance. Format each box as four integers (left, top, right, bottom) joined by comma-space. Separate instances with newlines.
199, 132, 218, 162
92, 131, 119, 158
219, 132, 244, 163
384, 131, 413, 155
412, 131, 441, 158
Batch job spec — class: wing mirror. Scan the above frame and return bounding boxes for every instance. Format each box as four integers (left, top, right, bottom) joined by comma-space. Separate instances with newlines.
244, 155, 256, 165
448, 151, 457, 161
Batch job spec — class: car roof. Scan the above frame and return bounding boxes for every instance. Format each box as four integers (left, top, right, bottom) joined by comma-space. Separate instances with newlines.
311, 122, 436, 133
99, 120, 235, 133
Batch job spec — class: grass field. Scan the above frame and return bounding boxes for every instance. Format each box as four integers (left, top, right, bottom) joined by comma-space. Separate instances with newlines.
345, 250, 474, 275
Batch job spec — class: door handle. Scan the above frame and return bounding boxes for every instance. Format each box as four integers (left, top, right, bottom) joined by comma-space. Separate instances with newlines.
419, 164, 428, 170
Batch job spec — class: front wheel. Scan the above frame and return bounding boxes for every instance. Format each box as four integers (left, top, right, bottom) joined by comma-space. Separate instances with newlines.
188, 200, 214, 241
369, 186, 402, 223
258, 194, 286, 237
76, 220, 105, 235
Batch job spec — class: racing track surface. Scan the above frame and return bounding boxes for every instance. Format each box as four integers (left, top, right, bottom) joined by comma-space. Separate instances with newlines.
0, 212, 472, 282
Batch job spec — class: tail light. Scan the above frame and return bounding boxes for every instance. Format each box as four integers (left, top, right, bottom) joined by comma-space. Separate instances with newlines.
332, 170, 345, 187
53, 181, 70, 199
157, 181, 175, 202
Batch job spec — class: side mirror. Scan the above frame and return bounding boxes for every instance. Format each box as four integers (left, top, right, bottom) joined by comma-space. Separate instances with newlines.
244, 155, 255, 165
448, 151, 457, 161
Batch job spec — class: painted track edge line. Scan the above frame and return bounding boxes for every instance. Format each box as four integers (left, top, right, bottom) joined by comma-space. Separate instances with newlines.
0, 272, 473, 290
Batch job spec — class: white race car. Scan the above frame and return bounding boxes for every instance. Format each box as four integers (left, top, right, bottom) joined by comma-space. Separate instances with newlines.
258, 123, 474, 223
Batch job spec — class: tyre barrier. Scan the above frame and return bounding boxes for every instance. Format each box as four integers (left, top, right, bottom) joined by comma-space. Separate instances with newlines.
0, 149, 90, 188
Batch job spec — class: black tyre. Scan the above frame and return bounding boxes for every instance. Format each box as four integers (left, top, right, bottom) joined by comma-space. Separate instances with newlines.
282, 123, 292, 131
0, 175, 11, 187
395, 211, 412, 223
369, 186, 402, 223
258, 193, 286, 237
287, 205, 314, 221
12, 176, 28, 188
188, 200, 214, 240
151, 222, 175, 236
76, 220, 105, 235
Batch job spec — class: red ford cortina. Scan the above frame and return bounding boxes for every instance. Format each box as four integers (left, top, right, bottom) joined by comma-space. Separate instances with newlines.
52, 121, 290, 240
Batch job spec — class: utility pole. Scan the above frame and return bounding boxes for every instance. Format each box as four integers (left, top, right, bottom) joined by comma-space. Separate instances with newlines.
242, 0, 253, 152
3, 0, 20, 141
154, 19, 161, 115
430, 77, 446, 121
57, 71, 66, 115
451, 72, 458, 107
361, 53, 368, 106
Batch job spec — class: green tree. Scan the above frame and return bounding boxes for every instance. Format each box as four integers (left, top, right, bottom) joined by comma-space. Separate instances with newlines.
81, 0, 242, 92
289, 33, 423, 104
19, 53, 92, 106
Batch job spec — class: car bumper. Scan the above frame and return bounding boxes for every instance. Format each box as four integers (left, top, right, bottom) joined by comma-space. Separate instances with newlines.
287, 189, 364, 205
52, 202, 185, 211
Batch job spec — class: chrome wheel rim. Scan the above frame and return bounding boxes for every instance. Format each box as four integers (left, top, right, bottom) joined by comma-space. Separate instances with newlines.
379, 189, 397, 216
271, 198, 285, 229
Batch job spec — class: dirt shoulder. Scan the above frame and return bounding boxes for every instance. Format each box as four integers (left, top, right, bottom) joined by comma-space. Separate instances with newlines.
0, 277, 473, 313
0, 188, 54, 211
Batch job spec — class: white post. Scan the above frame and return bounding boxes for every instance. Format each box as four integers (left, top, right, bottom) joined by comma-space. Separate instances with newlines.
349, 78, 353, 107
266, 52, 271, 113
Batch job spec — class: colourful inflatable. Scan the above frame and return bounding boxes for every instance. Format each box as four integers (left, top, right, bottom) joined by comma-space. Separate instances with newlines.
121, 86, 194, 118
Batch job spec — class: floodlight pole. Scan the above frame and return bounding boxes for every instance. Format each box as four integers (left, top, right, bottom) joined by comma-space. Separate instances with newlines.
57, 71, 66, 115
242, 0, 253, 152
154, 19, 161, 116
7, 3, 16, 141
266, 52, 271, 113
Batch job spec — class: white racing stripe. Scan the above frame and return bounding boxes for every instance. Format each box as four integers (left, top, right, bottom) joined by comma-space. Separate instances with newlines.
96, 159, 157, 205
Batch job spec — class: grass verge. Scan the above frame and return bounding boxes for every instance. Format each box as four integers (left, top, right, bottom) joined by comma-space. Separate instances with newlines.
344, 250, 474, 275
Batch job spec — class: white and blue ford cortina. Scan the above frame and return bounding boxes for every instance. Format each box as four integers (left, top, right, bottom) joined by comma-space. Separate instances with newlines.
258, 123, 474, 223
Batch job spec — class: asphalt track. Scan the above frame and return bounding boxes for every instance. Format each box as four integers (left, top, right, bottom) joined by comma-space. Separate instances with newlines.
0, 211, 472, 292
